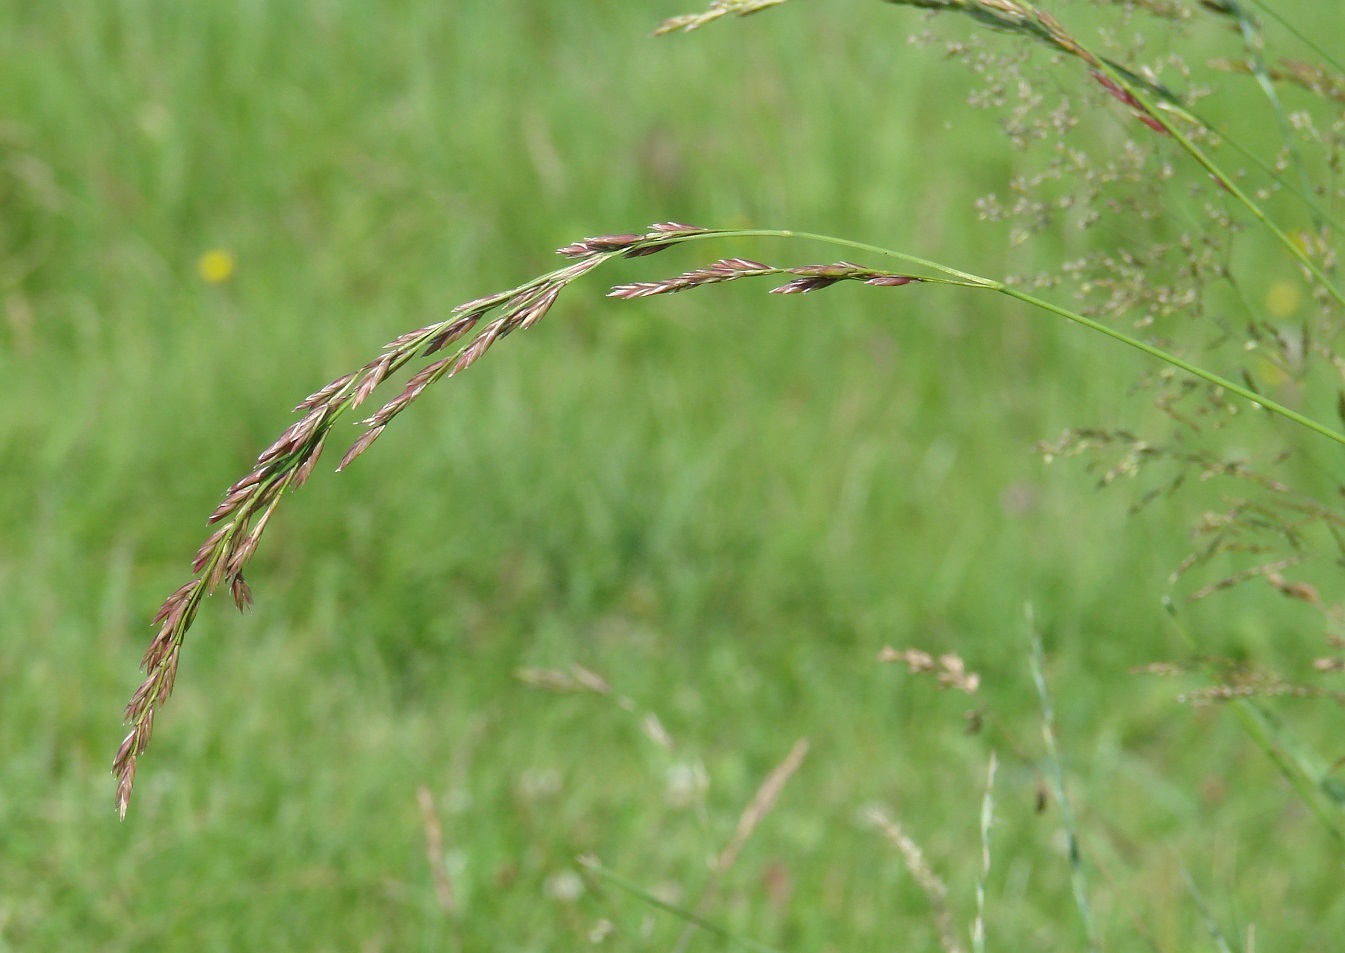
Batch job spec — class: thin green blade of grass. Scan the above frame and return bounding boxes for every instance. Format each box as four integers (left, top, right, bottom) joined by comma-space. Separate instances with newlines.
1027, 604, 1099, 953
972, 750, 997, 953
1242, 0, 1345, 75
578, 855, 784, 953
1219, 0, 1319, 230
1176, 856, 1237, 953
1227, 698, 1345, 841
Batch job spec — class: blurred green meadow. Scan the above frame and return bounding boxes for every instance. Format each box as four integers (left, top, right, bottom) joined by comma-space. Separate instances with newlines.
2, 0, 1342, 949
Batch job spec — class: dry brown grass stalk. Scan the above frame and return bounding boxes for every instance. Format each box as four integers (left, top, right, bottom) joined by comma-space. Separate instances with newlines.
669, 738, 809, 953
416, 785, 458, 918
655, 0, 789, 36
866, 806, 965, 953
715, 737, 809, 875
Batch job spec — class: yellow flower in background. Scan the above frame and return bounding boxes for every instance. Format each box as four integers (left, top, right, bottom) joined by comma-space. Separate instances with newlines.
1265, 280, 1302, 319
197, 249, 237, 284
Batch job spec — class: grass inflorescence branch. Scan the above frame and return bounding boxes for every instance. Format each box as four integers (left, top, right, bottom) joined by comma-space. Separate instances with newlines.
610, 259, 924, 298
115, 211, 1345, 816
116, 196, 1345, 817
111, 223, 940, 818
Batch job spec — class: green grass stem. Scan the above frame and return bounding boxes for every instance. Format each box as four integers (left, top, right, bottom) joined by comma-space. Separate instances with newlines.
1177, 859, 1237, 953
673, 228, 1345, 451
1027, 605, 1099, 953
972, 751, 997, 953
1243, 0, 1345, 74
579, 855, 784, 953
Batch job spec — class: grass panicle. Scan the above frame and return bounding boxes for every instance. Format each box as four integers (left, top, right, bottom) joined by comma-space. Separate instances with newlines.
115, 223, 712, 816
